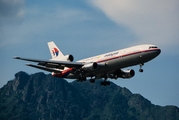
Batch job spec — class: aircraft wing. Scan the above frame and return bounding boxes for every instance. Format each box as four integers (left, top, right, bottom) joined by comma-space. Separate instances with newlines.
14, 56, 84, 69
26, 64, 62, 72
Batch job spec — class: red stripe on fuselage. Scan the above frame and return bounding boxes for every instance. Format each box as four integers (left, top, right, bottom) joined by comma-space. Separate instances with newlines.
52, 68, 73, 78
97, 48, 160, 63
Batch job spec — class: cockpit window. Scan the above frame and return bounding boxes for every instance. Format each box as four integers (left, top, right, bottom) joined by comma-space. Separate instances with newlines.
149, 46, 158, 49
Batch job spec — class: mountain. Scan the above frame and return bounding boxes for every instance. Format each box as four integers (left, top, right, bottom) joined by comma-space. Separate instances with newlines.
0, 71, 179, 120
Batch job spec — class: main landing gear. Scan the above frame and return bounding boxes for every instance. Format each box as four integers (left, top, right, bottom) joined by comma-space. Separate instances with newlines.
139, 63, 144, 72
89, 75, 111, 86
79, 73, 111, 86
100, 75, 110, 86
89, 78, 95, 83
78, 77, 86, 82
100, 81, 110, 86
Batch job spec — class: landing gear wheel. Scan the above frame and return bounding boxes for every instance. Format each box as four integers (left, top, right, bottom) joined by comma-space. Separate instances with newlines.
107, 81, 110, 85
100, 81, 110, 86
139, 63, 144, 73
90, 79, 95, 83
139, 69, 143, 72
100, 81, 104, 86
78, 77, 86, 82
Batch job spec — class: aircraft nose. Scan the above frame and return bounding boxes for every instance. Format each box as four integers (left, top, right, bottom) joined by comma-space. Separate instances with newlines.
157, 49, 161, 54
155, 49, 161, 56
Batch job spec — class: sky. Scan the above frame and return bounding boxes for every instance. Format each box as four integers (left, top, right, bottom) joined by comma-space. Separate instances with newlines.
0, 0, 179, 107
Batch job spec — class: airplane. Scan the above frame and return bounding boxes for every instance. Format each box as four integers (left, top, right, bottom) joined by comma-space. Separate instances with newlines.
14, 41, 161, 86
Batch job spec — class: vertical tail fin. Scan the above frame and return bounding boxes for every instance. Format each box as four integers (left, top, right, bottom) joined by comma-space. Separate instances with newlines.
47, 41, 64, 59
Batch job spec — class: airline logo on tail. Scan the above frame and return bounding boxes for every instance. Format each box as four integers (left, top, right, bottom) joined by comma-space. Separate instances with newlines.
52, 48, 59, 57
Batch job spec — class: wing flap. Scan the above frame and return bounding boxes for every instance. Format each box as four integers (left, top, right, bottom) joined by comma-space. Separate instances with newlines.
37, 62, 65, 69
26, 64, 61, 72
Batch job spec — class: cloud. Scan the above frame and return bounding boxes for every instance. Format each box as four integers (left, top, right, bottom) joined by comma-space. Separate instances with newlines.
0, 0, 25, 20
0, 0, 25, 46
91, 0, 179, 49
0, 4, 92, 47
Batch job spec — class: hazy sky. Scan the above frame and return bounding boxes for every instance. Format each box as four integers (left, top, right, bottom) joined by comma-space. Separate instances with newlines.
0, 0, 179, 107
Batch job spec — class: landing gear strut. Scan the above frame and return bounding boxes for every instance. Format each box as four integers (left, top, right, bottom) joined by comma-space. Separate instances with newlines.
100, 75, 110, 86
89, 76, 96, 83
78, 69, 86, 81
139, 63, 144, 72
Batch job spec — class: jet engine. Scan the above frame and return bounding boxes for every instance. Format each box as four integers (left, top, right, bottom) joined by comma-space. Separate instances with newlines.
60, 54, 74, 62
82, 62, 98, 71
117, 69, 135, 79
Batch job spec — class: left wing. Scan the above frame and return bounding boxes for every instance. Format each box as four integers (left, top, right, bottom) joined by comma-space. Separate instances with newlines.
14, 56, 84, 70
26, 63, 62, 72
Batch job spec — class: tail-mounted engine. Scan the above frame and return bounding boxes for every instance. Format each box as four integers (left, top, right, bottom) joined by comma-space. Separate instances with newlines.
60, 54, 74, 62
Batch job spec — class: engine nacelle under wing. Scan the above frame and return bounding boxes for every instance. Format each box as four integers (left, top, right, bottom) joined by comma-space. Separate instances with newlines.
82, 62, 98, 71
117, 69, 135, 79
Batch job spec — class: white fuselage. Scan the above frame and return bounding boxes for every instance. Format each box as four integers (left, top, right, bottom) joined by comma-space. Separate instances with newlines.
65, 44, 161, 79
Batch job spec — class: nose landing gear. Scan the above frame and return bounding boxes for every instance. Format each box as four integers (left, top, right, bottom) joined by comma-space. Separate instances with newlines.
139, 63, 144, 72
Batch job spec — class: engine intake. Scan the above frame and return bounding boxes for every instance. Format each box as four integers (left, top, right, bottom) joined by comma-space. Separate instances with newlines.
82, 62, 98, 71
60, 54, 74, 62
117, 69, 135, 79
